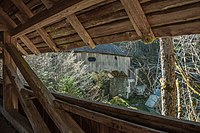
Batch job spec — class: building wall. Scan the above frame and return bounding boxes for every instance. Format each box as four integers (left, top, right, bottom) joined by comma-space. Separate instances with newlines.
75, 53, 130, 75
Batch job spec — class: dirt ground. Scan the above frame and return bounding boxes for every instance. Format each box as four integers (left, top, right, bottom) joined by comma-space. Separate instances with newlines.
0, 113, 18, 133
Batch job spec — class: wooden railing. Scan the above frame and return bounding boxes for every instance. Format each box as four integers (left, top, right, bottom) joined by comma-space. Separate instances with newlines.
1, 83, 200, 133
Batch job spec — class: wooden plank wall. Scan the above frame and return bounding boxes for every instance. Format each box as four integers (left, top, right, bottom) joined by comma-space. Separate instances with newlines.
32, 98, 126, 133
0, 91, 152, 133
1, 84, 200, 133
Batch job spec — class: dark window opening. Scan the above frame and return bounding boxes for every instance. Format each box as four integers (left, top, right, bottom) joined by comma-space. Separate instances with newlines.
88, 57, 96, 62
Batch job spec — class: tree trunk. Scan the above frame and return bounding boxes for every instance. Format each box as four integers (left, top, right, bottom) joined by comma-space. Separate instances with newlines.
160, 37, 176, 117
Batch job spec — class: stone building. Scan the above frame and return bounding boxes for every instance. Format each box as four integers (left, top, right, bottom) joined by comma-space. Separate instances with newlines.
72, 44, 132, 98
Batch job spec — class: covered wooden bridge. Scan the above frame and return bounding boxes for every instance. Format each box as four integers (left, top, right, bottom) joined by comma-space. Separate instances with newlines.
0, 0, 200, 132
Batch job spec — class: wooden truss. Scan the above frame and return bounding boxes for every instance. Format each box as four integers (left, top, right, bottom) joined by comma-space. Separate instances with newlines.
0, 0, 200, 132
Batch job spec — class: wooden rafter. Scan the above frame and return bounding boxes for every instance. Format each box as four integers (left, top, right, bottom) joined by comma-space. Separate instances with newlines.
37, 28, 60, 52
120, 0, 155, 43
11, 0, 107, 37
67, 14, 96, 48
16, 42, 28, 55
11, 0, 34, 18
0, 0, 198, 52
11, 0, 60, 52
0, 7, 39, 54
43, 0, 95, 49
20, 35, 40, 54
0, 7, 17, 28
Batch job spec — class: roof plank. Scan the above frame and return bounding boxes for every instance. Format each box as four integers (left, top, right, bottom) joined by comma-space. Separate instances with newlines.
10, 0, 107, 37
67, 14, 96, 48
36, 19, 200, 53
143, 0, 200, 14
120, 0, 155, 43
11, 0, 60, 52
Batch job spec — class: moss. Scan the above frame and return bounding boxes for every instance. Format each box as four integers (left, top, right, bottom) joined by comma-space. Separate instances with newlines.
143, 34, 156, 44
108, 96, 129, 107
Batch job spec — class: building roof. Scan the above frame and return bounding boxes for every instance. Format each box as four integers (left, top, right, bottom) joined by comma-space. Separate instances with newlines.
71, 44, 131, 57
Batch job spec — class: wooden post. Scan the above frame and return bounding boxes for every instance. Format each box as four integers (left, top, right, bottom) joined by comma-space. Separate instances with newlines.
160, 37, 176, 117
2, 31, 18, 111
11, 37, 19, 110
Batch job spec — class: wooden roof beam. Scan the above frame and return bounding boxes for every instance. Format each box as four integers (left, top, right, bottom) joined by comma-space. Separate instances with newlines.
20, 35, 40, 54
11, 0, 107, 37
120, 0, 155, 44
0, 7, 39, 54
37, 28, 60, 52
0, 7, 17, 29
12, 35, 28, 56
67, 14, 96, 48
11, 0, 34, 18
11, 0, 60, 52
16, 42, 28, 55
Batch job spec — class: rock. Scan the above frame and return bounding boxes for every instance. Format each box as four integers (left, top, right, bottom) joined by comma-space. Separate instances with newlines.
136, 85, 146, 95
145, 94, 160, 108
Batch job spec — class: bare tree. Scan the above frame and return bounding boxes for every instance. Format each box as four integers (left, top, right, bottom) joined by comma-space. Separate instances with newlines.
174, 35, 200, 121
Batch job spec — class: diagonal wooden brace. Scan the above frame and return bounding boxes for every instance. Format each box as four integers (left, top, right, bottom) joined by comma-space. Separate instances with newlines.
6, 64, 50, 133
120, 0, 155, 44
2, 43, 84, 133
